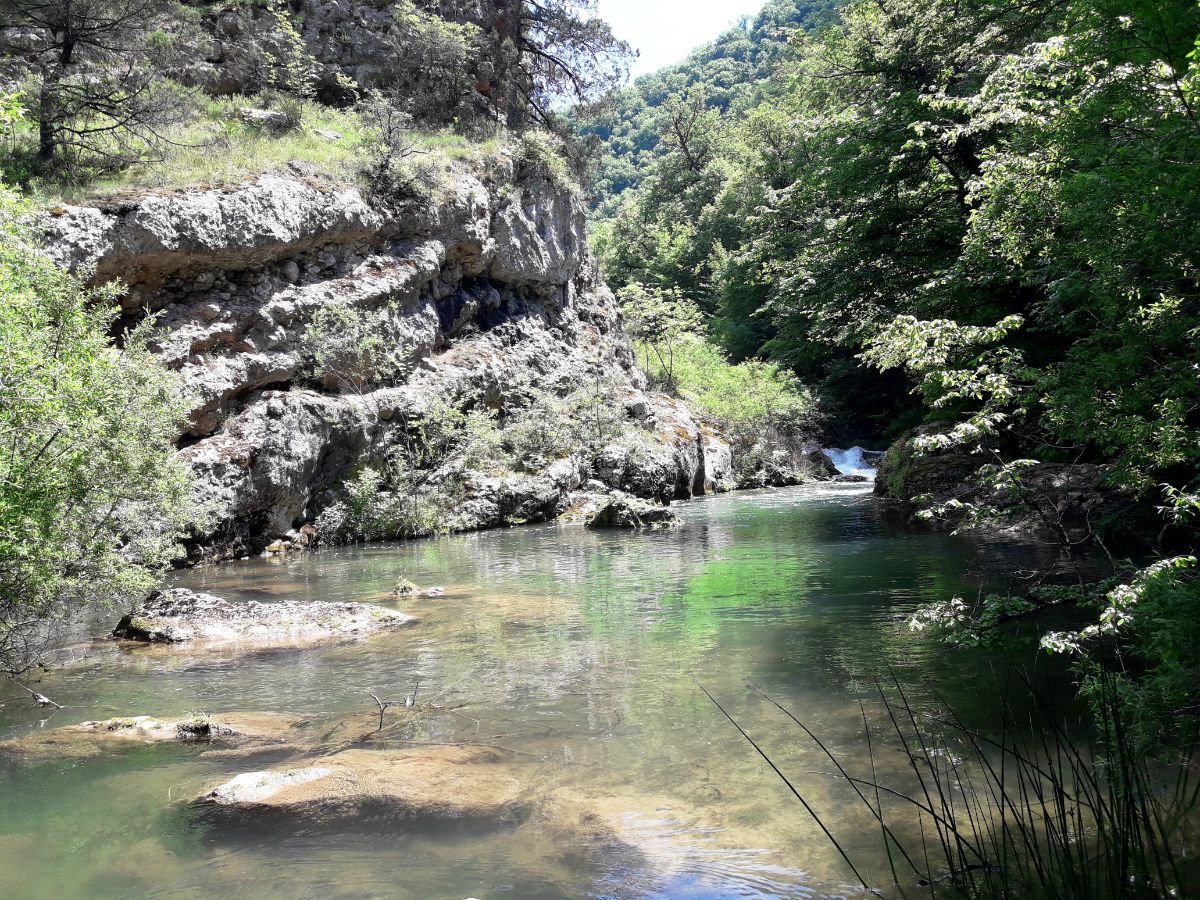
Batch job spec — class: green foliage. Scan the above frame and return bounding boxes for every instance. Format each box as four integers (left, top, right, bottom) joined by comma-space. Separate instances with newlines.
499, 375, 625, 471
643, 334, 819, 484
512, 129, 579, 193
583, 0, 839, 208
0, 92, 25, 154
618, 282, 705, 388
383, 0, 481, 125
300, 302, 414, 390
0, 182, 191, 675
0, 0, 192, 167
589, 0, 1200, 747
264, 0, 320, 100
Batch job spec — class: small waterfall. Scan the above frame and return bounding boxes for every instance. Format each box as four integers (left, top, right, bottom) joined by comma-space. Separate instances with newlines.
824, 446, 883, 480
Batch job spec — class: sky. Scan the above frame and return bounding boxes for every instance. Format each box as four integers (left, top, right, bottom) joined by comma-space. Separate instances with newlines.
595, 0, 768, 80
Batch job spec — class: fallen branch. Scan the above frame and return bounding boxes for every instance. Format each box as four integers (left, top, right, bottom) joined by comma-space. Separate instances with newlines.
7, 676, 63, 709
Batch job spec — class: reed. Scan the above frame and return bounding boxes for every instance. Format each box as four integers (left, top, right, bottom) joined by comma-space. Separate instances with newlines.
703, 672, 1197, 898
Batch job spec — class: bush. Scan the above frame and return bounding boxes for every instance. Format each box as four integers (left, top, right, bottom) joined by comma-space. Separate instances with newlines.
0, 182, 192, 676
500, 376, 625, 471
513, 130, 579, 192
639, 334, 820, 481
315, 398, 505, 543
300, 302, 413, 390
315, 467, 450, 542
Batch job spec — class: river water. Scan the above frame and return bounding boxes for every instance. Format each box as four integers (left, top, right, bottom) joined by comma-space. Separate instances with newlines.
0, 484, 1081, 899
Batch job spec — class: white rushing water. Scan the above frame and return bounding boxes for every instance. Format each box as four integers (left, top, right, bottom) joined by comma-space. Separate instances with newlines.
824, 446, 883, 480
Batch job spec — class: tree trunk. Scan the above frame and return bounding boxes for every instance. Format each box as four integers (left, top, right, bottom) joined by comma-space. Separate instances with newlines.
37, 87, 56, 162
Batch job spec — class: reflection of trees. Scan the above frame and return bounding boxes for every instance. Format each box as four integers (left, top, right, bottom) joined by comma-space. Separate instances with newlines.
161, 487, 1091, 821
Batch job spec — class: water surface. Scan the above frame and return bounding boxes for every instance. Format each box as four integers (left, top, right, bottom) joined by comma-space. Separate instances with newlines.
0, 484, 1079, 899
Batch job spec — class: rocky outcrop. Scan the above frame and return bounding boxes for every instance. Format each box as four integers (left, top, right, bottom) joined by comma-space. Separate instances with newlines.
875, 429, 1133, 539
40, 164, 734, 558
114, 588, 414, 647
595, 394, 735, 501
586, 492, 680, 530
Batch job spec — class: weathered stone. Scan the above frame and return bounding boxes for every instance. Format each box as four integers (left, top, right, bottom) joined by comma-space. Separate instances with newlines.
113, 588, 415, 647
197, 745, 528, 826
0, 712, 301, 761
238, 107, 293, 130
586, 492, 680, 530
38, 168, 739, 558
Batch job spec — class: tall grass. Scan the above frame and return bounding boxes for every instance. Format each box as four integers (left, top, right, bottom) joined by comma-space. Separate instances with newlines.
704, 673, 1197, 899
3, 89, 508, 205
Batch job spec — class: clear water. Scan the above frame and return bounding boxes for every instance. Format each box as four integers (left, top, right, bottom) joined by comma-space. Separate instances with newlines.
0, 485, 1081, 899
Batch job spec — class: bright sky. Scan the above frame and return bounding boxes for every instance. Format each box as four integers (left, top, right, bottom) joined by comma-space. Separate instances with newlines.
595, 0, 768, 80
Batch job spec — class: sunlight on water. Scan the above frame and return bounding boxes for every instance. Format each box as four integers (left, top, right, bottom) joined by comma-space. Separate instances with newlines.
0, 484, 1082, 899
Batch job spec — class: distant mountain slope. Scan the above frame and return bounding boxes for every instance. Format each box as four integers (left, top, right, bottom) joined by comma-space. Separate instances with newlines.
585, 0, 839, 211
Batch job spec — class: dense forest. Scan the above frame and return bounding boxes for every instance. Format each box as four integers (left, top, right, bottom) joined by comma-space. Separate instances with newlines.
1, 0, 1199, 897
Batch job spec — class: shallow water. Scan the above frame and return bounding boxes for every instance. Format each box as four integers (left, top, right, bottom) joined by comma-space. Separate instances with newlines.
0, 485, 1083, 899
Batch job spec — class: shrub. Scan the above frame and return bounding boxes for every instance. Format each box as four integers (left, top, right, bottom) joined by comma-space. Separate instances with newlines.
513, 129, 579, 192
500, 376, 625, 471
315, 398, 505, 543
0, 182, 192, 677
639, 334, 820, 481
300, 302, 413, 391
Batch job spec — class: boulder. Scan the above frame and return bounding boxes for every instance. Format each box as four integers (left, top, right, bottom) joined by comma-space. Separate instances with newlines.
586, 492, 680, 530
799, 443, 840, 480
238, 107, 294, 131
875, 429, 1133, 539
0, 712, 300, 761
197, 745, 528, 827
113, 588, 415, 648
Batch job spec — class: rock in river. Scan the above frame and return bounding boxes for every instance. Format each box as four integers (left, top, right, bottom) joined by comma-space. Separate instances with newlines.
198, 745, 527, 827
0, 712, 301, 761
585, 492, 680, 530
114, 588, 415, 648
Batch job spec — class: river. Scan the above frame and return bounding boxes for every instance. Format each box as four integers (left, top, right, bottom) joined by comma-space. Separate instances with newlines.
0, 483, 1081, 899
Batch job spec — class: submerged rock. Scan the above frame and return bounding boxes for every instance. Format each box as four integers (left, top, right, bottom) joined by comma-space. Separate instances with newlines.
586, 492, 680, 530
114, 588, 415, 647
0, 712, 301, 761
197, 745, 527, 826
391, 577, 419, 597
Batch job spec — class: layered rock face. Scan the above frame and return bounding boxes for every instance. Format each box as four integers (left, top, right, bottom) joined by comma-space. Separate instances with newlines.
41, 163, 735, 558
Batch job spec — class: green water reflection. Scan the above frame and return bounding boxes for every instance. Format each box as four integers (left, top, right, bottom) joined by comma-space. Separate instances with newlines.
0, 485, 1081, 899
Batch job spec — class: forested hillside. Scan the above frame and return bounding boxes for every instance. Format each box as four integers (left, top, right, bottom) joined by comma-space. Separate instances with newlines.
584, 0, 838, 211
590, 0, 1200, 452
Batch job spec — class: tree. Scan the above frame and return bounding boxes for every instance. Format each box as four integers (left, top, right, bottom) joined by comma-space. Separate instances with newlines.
489, 0, 634, 128
617, 281, 704, 388
0, 0, 187, 165
0, 182, 192, 680
658, 90, 721, 173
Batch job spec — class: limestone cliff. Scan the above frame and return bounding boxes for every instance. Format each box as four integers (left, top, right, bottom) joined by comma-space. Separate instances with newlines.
40, 161, 736, 559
